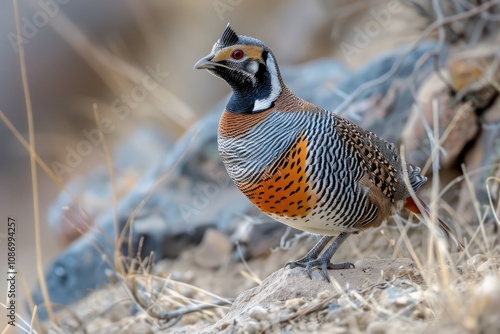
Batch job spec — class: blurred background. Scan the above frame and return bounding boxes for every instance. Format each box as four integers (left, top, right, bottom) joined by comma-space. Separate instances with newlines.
4, 0, 496, 330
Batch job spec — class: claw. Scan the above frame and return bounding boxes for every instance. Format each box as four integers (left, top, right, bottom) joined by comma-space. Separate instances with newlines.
285, 254, 316, 270
327, 262, 355, 270
285, 260, 306, 270
320, 263, 330, 282
305, 263, 313, 279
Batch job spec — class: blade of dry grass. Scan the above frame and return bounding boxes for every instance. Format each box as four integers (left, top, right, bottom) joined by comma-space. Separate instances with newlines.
486, 176, 500, 226
93, 103, 121, 272
429, 99, 458, 314
13, 0, 55, 324
393, 215, 424, 271
0, 302, 39, 334
29, 306, 37, 334
421, 102, 475, 175
462, 164, 490, 250
121, 272, 232, 328
235, 241, 263, 285
18, 271, 42, 334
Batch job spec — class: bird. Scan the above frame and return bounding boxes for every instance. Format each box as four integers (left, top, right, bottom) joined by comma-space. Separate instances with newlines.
194, 24, 464, 281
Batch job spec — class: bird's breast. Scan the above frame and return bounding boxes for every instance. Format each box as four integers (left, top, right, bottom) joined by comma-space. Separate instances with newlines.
240, 133, 318, 219
218, 110, 319, 219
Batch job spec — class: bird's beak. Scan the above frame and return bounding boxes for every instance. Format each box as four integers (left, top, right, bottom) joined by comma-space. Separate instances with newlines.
194, 54, 218, 70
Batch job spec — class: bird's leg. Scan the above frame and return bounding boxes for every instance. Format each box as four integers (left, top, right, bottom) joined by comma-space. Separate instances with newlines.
307, 232, 354, 281
285, 235, 333, 269
295, 232, 354, 282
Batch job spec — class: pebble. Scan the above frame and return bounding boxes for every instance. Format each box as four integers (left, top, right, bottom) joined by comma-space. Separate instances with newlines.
285, 297, 306, 311
242, 320, 261, 334
248, 305, 269, 321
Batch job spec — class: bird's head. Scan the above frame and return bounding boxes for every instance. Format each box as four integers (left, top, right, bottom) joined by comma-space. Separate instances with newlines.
194, 24, 283, 114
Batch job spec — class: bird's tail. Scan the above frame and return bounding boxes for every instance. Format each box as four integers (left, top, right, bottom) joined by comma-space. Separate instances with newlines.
404, 196, 465, 251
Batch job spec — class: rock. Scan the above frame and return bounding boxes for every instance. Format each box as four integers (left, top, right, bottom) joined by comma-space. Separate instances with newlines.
284, 297, 306, 311
194, 229, 232, 269
328, 42, 444, 143
248, 305, 269, 321
48, 127, 173, 243
401, 72, 479, 169
454, 58, 500, 225
400, 43, 500, 228
457, 108, 500, 225
202, 258, 420, 333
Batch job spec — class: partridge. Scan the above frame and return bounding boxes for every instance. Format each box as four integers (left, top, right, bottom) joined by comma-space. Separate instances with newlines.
195, 24, 464, 280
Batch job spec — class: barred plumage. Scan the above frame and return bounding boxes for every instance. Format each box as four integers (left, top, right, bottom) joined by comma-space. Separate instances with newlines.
195, 24, 464, 281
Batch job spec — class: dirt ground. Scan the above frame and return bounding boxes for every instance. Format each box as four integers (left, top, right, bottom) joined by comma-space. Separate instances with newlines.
48, 221, 500, 333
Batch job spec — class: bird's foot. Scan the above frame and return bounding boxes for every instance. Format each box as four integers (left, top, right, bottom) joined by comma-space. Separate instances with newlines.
284, 236, 335, 270
285, 232, 354, 282
286, 257, 354, 282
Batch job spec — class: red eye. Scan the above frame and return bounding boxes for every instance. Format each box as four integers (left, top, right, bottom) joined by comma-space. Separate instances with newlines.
231, 49, 244, 60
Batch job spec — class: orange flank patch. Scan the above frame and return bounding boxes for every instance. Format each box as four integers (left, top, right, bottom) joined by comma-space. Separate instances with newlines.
246, 135, 317, 218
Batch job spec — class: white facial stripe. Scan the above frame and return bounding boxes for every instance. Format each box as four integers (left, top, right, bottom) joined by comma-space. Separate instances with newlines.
253, 54, 281, 112
247, 61, 259, 74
